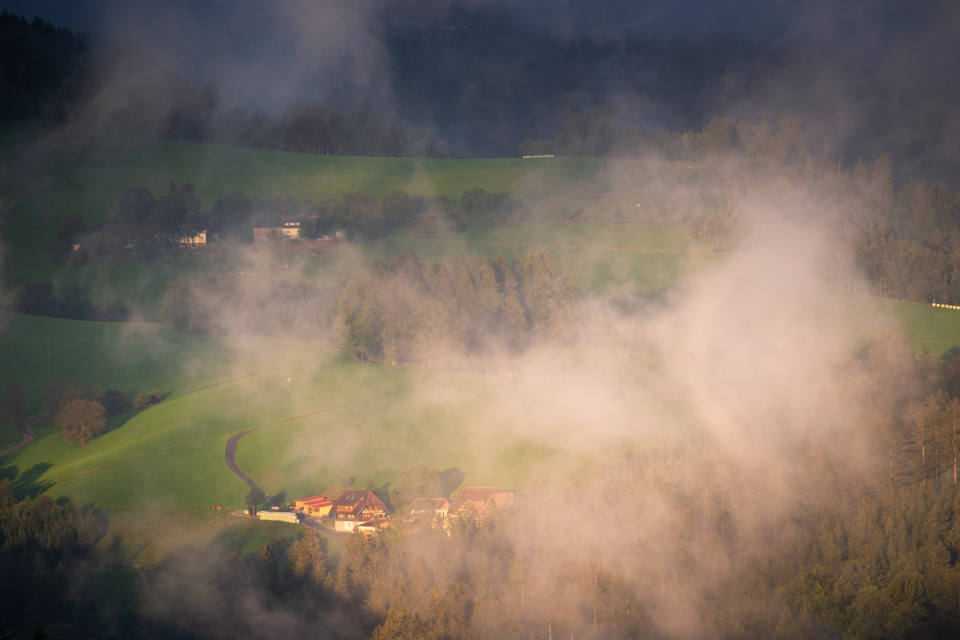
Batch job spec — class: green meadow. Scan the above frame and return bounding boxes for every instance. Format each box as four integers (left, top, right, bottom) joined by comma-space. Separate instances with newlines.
885, 299, 960, 356
4, 127, 960, 569
1, 121, 606, 234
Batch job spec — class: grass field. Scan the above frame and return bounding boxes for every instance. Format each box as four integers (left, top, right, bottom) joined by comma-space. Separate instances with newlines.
0, 121, 607, 229
884, 299, 960, 357
5, 123, 960, 573
0, 426, 22, 450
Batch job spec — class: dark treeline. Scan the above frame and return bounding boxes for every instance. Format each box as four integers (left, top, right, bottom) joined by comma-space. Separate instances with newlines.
0, 479, 110, 637
0, 12, 456, 158
338, 249, 574, 365
0, 12, 88, 121
17, 280, 129, 322
217, 104, 458, 159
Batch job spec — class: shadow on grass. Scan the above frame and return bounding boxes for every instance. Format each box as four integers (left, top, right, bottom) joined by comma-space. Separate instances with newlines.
99, 408, 151, 438
0, 461, 55, 499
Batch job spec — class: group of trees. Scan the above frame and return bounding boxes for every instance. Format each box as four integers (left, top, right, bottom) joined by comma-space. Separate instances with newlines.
4, 377, 156, 446
17, 280, 129, 321
0, 479, 109, 636
41, 378, 156, 446
338, 249, 574, 366
0, 13, 88, 121
114, 182, 204, 257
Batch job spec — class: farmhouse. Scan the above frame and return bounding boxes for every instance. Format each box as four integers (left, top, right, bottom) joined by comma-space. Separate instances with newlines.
332, 489, 388, 532
449, 487, 514, 520
178, 231, 207, 247
294, 495, 334, 517
253, 221, 301, 242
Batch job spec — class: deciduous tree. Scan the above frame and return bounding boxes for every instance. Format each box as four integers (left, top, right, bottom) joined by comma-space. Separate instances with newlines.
55, 398, 105, 445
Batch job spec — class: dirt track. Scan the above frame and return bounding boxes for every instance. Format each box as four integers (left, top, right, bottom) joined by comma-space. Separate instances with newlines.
0, 418, 39, 458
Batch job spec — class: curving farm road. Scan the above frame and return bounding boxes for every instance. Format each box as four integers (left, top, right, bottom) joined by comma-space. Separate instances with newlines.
0, 418, 39, 458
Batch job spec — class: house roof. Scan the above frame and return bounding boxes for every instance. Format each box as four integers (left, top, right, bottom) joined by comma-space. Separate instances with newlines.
332, 490, 386, 517
449, 487, 513, 514
295, 496, 333, 508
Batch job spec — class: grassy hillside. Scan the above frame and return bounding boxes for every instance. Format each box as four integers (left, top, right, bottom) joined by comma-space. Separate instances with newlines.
0, 122, 607, 226
1, 123, 668, 317
4, 125, 960, 563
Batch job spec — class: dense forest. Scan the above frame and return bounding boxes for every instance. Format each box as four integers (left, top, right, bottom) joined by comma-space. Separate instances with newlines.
4, 7, 957, 181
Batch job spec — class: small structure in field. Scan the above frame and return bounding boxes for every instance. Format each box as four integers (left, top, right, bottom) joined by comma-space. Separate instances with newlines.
257, 511, 300, 524
294, 495, 334, 517
332, 489, 388, 532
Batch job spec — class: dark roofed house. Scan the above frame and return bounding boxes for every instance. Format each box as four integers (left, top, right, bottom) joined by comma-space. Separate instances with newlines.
332, 489, 388, 532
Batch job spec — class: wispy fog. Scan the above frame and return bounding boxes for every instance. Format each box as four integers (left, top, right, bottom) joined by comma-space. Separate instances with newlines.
3, 0, 957, 636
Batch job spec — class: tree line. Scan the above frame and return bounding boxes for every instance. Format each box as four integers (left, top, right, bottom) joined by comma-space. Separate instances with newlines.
0, 479, 108, 637
161, 247, 574, 367
338, 249, 574, 366
0, 12, 457, 159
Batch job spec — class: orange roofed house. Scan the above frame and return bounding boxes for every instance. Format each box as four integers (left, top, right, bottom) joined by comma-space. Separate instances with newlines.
294, 495, 334, 518
449, 487, 514, 521
332, 489, 388, 532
